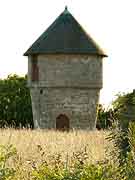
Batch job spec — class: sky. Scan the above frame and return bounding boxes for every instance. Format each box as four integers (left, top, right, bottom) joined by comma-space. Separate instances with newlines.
0, 0, 135, 106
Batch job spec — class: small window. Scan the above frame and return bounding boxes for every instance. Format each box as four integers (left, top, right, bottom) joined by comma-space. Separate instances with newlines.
31, 55, 39, 81
40, 89, 43, 94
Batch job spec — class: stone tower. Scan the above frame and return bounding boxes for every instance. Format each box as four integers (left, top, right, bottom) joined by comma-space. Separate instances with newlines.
24, 7, 107, 130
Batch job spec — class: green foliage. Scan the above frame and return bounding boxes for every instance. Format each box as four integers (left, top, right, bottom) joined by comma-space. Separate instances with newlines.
0, 74, 33, 128
106, 121, 135, 179
97, 91, 135, 130
107, 91, 135, 164
0, 144, 16, 180
128, 122, 135, 154
107, 123, 130, 164
112, 91, 135, 130
32, 162, 122, 180
31, 144, 125, 180
96, 104, 115, 129
124, 122, 135, 179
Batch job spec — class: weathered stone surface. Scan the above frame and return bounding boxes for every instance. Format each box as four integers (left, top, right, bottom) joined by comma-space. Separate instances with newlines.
28, 55, 103, 130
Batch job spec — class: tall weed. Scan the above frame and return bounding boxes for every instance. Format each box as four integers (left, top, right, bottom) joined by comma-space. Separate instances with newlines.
0, 144, 16, 180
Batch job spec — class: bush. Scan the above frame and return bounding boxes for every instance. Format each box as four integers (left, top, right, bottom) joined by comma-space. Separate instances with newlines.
96, 104, 115, 130
107, 121, 135, 180
0, 144, 16, 180
112, 91, 135, 130
0, 74, 33, 128
32, 162, 122, 180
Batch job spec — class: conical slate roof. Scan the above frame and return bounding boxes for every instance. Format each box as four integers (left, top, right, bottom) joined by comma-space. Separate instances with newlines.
24, 7, 107, 57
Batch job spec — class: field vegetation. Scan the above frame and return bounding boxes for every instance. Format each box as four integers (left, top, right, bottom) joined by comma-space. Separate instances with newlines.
0, 75, 135, 179
0, 129, 109, 164
0, 125, 135, 180
0, 129, 113, 180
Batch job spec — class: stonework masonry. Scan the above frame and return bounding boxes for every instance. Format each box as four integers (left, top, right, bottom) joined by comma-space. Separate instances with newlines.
28, 55, 103, 130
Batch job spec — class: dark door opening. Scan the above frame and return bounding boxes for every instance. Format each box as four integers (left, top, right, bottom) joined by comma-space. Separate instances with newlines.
56, 114, 70, 131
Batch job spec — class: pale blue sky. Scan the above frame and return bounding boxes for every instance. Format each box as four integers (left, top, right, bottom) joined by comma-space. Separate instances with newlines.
0, 0, 135, 106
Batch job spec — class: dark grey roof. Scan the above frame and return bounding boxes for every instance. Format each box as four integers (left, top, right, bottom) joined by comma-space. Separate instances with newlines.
24, 7, 107, 57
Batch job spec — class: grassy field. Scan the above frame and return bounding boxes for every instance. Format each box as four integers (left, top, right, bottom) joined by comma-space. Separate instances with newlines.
0, 129, 111, 162
0, 129, 114, 179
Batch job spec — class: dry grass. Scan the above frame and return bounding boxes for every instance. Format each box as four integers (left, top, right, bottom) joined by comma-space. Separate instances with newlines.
0, 129, 112, 164
0, 129, 115, 179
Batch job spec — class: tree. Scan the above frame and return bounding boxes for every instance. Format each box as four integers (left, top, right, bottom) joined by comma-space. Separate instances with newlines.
0, 74, 33, 128
108, 90, 135, 162
96, 104, 115, 129
112, 91, 135, 129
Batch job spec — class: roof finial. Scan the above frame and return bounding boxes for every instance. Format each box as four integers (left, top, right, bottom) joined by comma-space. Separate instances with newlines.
65, 6, 68, 11
64, 6, 69, 14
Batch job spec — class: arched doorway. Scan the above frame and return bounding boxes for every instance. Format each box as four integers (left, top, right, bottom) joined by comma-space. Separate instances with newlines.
56, 114, 70, 131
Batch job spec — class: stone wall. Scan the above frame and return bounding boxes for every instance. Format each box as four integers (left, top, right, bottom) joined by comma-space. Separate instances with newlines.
28, 55, 103, 88
28, 54, 103, 130
30, 87, 100, 129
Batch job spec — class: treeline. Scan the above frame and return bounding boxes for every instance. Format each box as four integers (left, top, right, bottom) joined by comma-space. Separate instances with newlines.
0, 74, 135, 129
0, 75, 33, 128
97, 90, 135, 129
